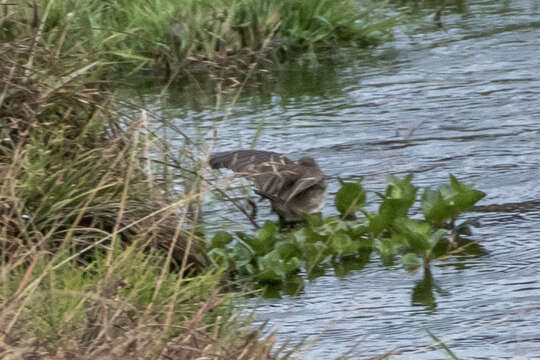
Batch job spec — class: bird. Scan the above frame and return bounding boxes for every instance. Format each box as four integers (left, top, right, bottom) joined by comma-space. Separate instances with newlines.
209, 150, 328, 224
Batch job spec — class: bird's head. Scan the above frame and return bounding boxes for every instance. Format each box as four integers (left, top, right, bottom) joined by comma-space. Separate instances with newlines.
297, 157, 319, 168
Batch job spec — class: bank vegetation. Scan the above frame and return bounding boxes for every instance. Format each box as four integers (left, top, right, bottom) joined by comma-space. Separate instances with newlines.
0, 1, 410, 358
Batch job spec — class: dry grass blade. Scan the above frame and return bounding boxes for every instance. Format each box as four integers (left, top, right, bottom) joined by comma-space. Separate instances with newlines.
0, 6, 289, 360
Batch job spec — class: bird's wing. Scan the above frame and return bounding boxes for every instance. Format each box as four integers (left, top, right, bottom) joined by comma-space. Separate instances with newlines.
210, 150, 295, 195
209, 150, 293, 173
283, 173, 326, 203
210, 150, 324, 202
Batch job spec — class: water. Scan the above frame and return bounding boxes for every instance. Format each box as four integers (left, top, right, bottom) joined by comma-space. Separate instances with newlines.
140, 0, 540, 358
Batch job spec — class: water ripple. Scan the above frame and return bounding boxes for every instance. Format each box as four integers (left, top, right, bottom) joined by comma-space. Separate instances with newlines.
163, 0, 540, 358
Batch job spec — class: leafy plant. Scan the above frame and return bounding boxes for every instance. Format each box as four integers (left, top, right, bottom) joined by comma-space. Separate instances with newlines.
367, 174, 417, 235
422, 175, 486, 227
209, 173, 486, 290
335, 178, 366, 218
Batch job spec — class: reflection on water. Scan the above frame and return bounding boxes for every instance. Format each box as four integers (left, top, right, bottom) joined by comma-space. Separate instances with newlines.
411, 269, 438, 312
136, 0, 540, 358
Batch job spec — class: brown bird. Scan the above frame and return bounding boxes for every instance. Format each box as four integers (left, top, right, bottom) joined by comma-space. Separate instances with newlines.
209, 150, 328, 223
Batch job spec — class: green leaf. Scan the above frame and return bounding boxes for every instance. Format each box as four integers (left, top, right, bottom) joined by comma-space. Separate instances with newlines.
295, 224, 327, 243
237, 223, 276, 256
335, 181, 366, 216
210, 231, 233, 249
256, 250, 285, 283
244, 263, 256, 276
235, 231, 253, 245
255, 221, 277, 242
393, 218, 432, 252
231, 241, 254, 268
425, 175, 486, 225
284, 257, 301, 274
390, 231, 409, 247
402, 252, 421, 272
429, 229, 448, 249
236, 231, 263, 255
207, 247, 228, 265
375, 238, 397, 256
368, 213, 387, 235
300, 241, 328, 269
347, 221, 370, 240
305, 213, 324, 227
370, 175, 418, 233
448, 174, 486, 213
330, 232, 358, 257
386, 174, 417, 205
276, 240, 301, 260
421, 188, 452, 226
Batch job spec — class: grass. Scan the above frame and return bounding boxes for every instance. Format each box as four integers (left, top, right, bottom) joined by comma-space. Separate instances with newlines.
1, 247, 281, 359
0, 9, 285, 359
0, 1, 449, 357
3, 0, 398, 78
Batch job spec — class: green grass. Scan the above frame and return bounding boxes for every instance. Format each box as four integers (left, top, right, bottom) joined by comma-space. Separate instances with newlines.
4, 249, 220, 349
6, 0, 398, 77
1, 237, 283, 357
0, 1, 468, 357
0, 16, 282, 358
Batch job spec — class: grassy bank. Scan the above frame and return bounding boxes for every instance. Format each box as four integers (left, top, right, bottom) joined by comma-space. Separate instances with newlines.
0, 0, 491, 357
0, 11, 286, 359
4, 0, 397, 78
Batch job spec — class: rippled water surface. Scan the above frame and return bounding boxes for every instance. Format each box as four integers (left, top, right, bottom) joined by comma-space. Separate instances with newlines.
142, 0, 540, 358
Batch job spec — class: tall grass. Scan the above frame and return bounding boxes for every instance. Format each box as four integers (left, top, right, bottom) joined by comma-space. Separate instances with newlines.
7, 0, 398, 76
0, 8, 284, 359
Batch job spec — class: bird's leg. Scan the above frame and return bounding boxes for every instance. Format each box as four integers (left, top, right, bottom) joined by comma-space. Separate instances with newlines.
246, 198, 258, 219
277, 215, 288, 230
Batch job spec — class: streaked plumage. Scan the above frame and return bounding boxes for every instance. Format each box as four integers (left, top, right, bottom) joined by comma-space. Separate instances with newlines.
209, 150, 327, 223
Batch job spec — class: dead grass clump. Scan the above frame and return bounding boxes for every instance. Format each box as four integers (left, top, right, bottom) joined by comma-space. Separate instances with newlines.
0, 35, 208, 269
0, 11, 285, 360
